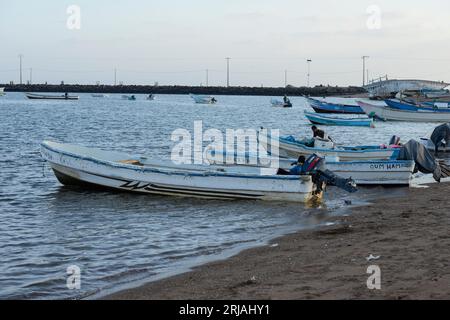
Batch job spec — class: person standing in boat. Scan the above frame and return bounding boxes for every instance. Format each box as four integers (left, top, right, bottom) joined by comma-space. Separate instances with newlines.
311, 125, 333, 141
64, 92, 69, 99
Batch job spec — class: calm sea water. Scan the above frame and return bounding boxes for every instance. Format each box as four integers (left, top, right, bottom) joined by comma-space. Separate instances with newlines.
0, 92, 437, 299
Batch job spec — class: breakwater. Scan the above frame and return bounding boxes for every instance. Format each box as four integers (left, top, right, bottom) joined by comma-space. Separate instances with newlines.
1, 84, 366, 97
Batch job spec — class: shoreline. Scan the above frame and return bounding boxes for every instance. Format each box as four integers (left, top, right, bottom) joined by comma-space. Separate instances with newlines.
103, 183, 450, 300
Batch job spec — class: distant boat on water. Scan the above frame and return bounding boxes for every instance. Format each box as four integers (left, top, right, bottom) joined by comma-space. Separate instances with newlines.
304, 111, 373, 127
0, 87, 5, 96
306, 97, 364, 114
358, 100, 450, 122
122, 95, 137, 101
190, 94, 217, 104
146, 94, 155, 101
25, 93, 79, 100
271, 98, 292, 108
91, 93, 109, 98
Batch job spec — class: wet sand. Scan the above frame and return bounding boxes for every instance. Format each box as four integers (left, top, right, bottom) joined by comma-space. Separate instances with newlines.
104, 183, 450, 300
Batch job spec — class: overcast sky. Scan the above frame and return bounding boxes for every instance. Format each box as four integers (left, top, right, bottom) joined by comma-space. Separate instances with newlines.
1, 0, 450, 87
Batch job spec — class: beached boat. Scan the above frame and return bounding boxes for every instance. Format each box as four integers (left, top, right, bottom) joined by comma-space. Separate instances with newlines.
259, 134, 397, 161
40, 141, 323, 202
306, 97, 365, 114
25, 93, 79, 100
304, 111, 373, 127
358, 101, 450, 122
190, 94, 217, 104
271, 98, 292, 108
205, 151, 414, 185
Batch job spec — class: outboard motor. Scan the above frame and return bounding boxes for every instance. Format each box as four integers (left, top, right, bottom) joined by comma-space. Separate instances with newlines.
430, 123, 450, 154
303, 154, 358, 193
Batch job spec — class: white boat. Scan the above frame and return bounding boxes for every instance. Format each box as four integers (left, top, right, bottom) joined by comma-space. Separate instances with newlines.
358, 101, 450, 122
190, 94, 217, 104
271, 99, 292, 108
25, 93, 79, 100
0, 87, 4, 96
205, 151, 415, 186
40, 141, 322, 202
259, 134, 397, 161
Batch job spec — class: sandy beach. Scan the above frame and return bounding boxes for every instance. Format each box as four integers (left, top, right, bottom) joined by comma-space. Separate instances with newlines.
105, 183, 450, 300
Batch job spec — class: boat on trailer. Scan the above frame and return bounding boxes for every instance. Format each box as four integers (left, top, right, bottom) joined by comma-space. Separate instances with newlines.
40, 141, 323, 202
304, 111, 373, 127
306, 97, 365, 114
25, 93, 79, 100
358, 101, 450, 122
259, 134, 398, 161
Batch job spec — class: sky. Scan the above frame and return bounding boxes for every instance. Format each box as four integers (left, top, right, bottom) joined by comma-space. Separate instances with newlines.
1, 0, 450, 87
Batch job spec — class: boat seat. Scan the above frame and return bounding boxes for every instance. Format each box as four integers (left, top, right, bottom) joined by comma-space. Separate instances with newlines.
118, 160, 144, 166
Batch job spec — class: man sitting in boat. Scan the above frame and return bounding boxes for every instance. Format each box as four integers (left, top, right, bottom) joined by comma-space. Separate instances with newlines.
283, 95, 291, 104
311, 125, 333, 142
64, 92, 68, 99
277, 156, 307, 175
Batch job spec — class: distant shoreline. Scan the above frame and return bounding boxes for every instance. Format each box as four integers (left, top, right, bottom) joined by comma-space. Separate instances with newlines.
0, 84, 366, 97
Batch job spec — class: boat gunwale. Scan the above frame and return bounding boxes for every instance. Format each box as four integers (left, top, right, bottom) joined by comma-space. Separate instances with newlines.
41, 142, 308, 181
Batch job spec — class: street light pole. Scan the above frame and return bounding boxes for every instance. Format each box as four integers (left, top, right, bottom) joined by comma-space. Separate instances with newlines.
362, 56, 369, 86
18, 54, 23, 85
226, 57, 230, 87
307, 59, 312, 87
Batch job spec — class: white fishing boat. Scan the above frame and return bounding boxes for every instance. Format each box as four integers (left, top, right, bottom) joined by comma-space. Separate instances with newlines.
190, 94, 217, 104
271, 99, 292, 108
40, 141, 322, 202
25, 93, 79, 100
358, 101, 450, 122
259, 134, 397, 161
204, 151, 415, 185
0, 87, 4, 96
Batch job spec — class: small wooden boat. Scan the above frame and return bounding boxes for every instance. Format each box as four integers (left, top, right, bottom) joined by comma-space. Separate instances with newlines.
304, 111, 373, 127
358, 101, 450, 122
190, 94, 217, 104
306, 97, 364, 114
40, 141, 323, 202
259, 134, 397, 161
205, 151, 415, 186
271, 99, 292, 108
25, 93, 79, 100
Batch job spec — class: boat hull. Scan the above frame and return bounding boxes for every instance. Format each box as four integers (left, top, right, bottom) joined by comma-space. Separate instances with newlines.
307, 98, 365, 114
26, 93, 79, 100
40, 141, 318, 202
259, 135, 396, 161
359, 101, 450, 122
304, 112, 373, 127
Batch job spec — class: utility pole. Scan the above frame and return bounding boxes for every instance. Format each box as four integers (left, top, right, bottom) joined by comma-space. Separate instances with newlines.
18, 54, 23, 85
206, 69, 209, 87
284, 70, 288, 88
114, 68, 117, 86
362, 56, 369, 86
307, 59, 312, 87
226, 57, 230, 87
